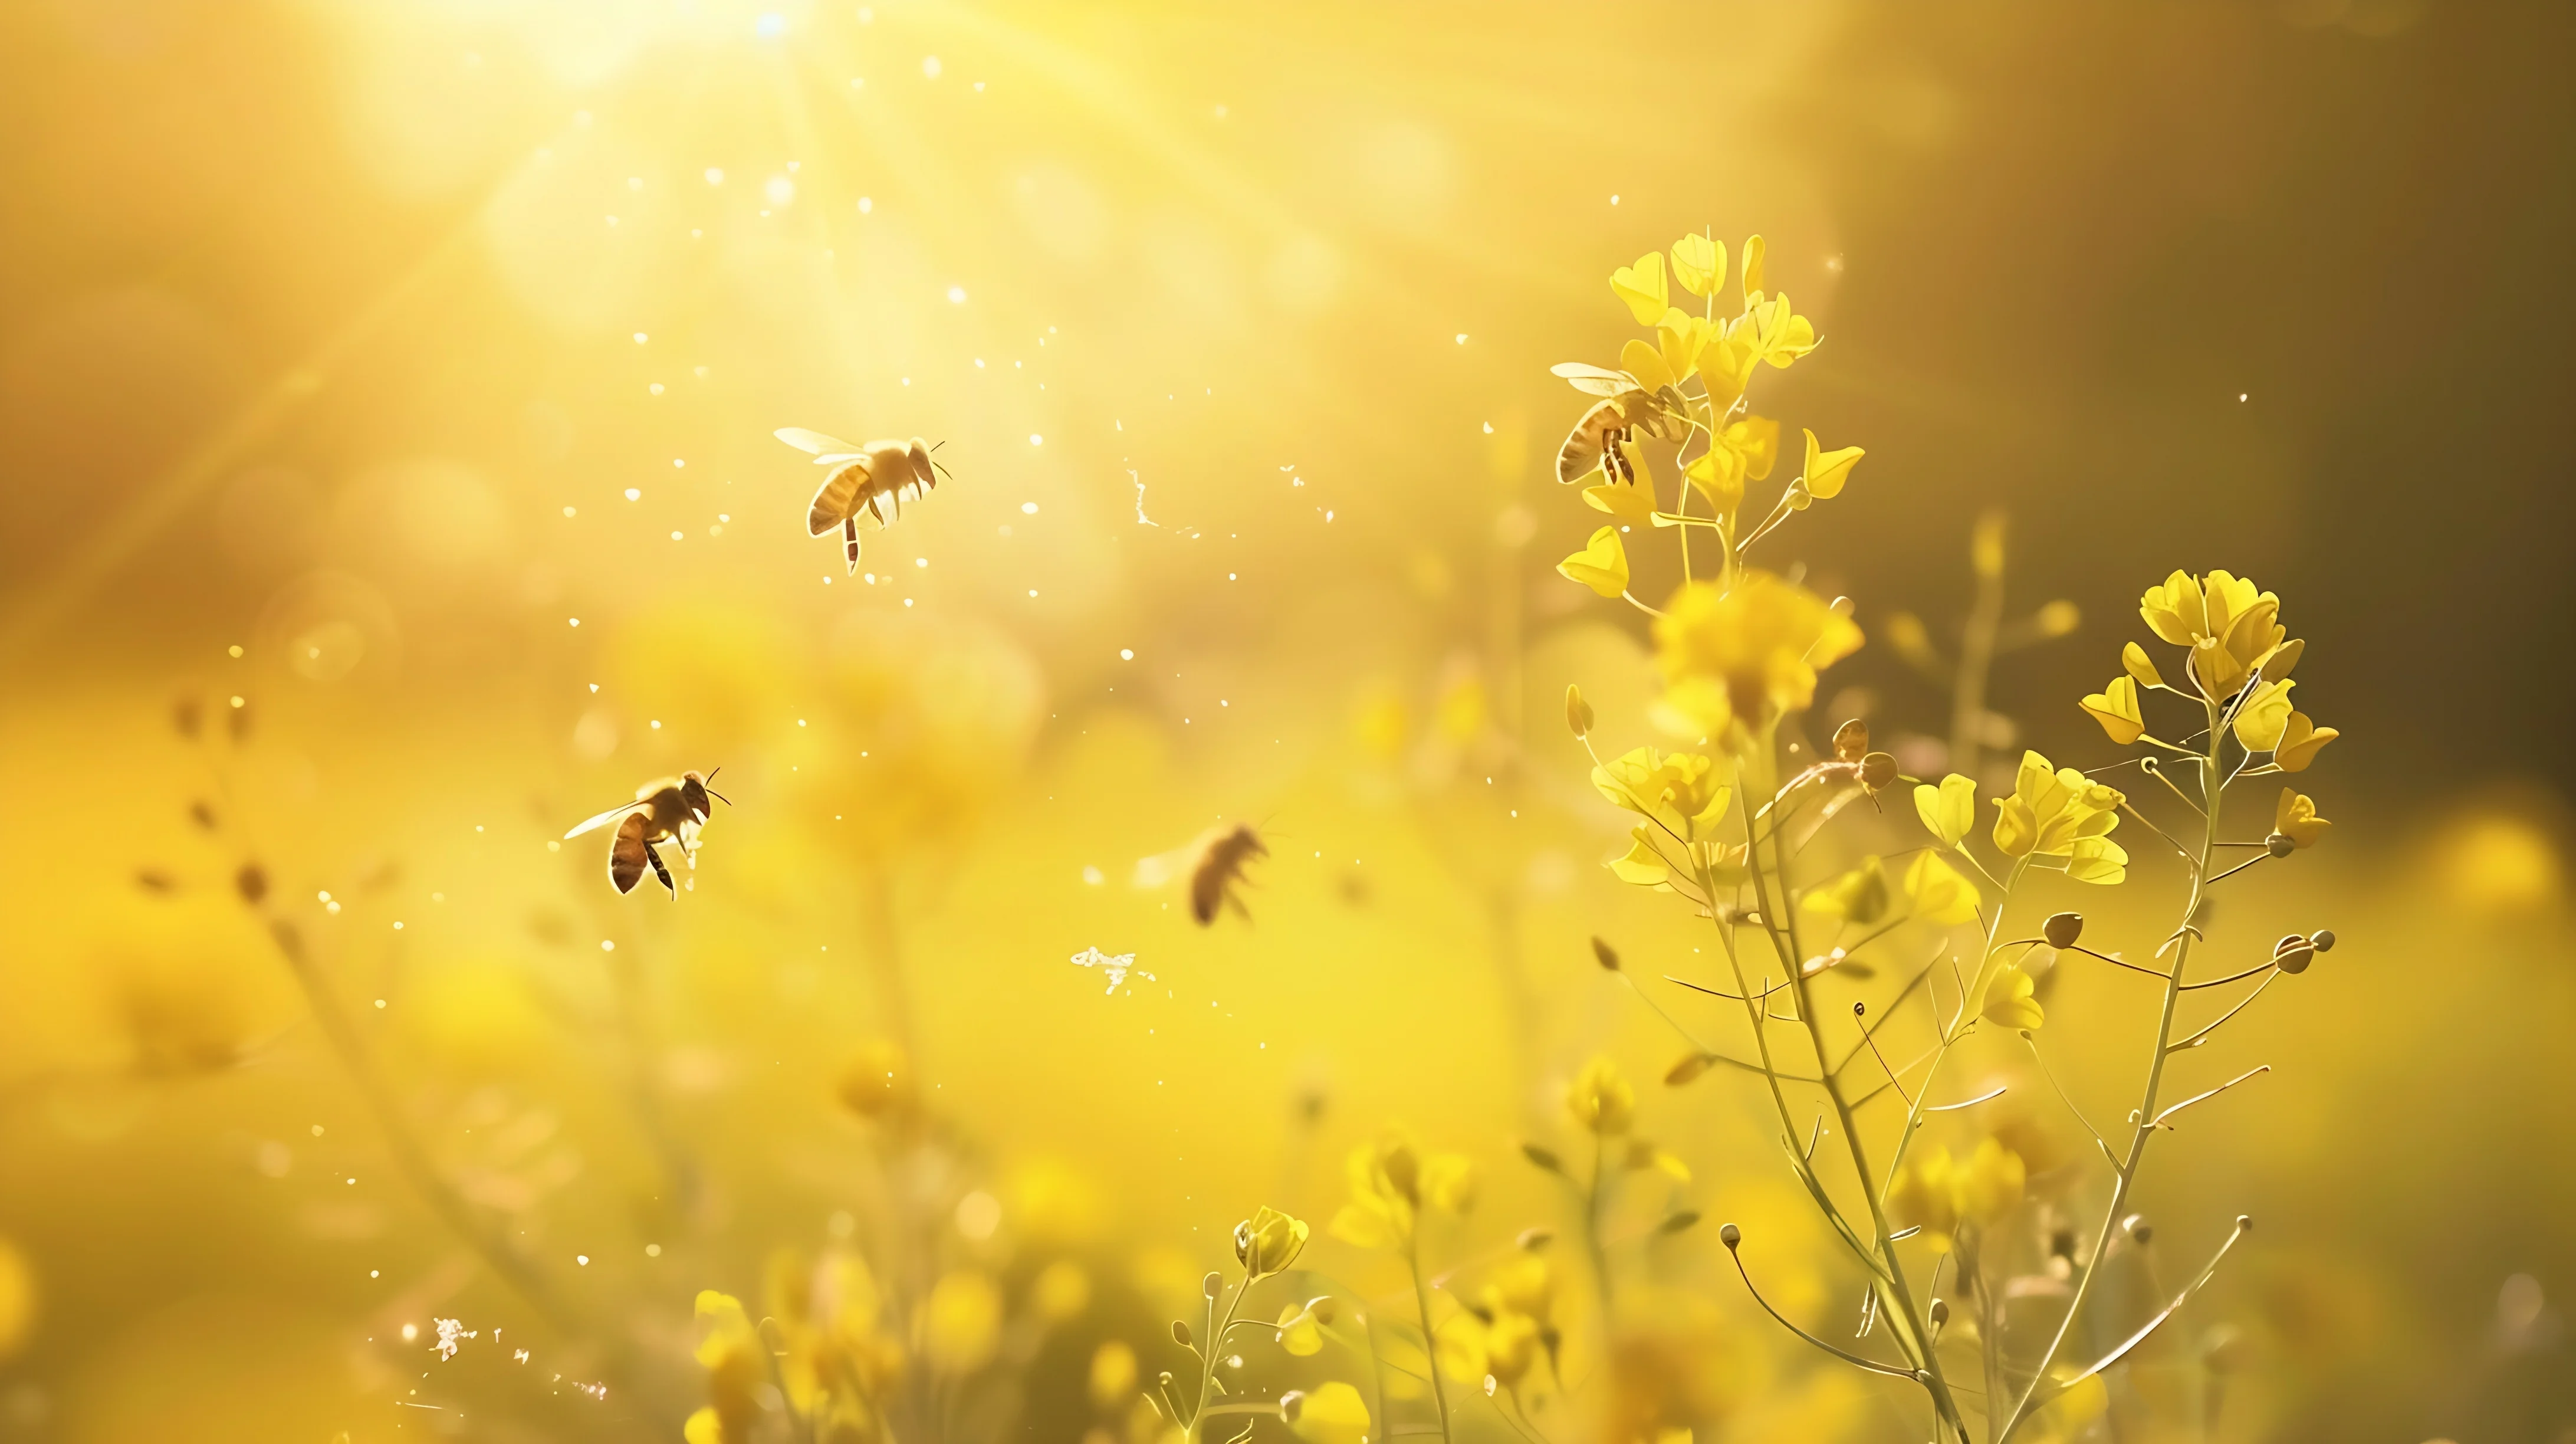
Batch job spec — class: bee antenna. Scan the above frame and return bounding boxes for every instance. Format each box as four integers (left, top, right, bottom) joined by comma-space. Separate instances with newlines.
707, 789, 732, 806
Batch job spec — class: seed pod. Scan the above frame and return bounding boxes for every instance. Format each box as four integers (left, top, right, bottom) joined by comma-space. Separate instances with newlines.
2124, 1213, 2154, 1246
235, 863, 269, 905
1172, 1320, 1193, 1347
1515, 1226, 1555, 1251
2309, 928, 2337, 953
2043, 912, 2084, 949
1520, 1142, 1564, 1174
1832, 718, 1869, 762
2265, 832, 2296, 859
1565, 684, 1594, 739
1591, 936, 1621, 972
189, 800, 219, 831
1657, 1210, 1701, 1235
1859, 751, 1899, 791
1717, 1222, 1742, 1249
1928, 1297, 1951, 1330
173, 699, 202, 739
1664, 1051, 1711, 1087
2271, 933, 2315, 975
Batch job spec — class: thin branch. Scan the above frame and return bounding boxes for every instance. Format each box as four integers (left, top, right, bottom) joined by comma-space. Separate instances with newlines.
2059, 1219, 2253, 1387
1925, 1085, 2007, 1114
1722, 1239, 1919, 1379
2150, 1065, 2271, 1130
2065, 943, 2171, 981
2166, 970, 2281, 1054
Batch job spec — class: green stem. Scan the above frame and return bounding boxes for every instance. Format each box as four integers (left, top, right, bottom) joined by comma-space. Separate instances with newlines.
1408, 1228, 1455, 1443
1188, 1267, 1250, 1441
1997, 698, 2224, 1443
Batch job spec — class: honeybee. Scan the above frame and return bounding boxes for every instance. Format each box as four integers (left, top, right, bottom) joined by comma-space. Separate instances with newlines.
1551, 363, 1693, 485
564, 770, 730, 897
1133, 822, 1269, 926
775, 428, 954, 573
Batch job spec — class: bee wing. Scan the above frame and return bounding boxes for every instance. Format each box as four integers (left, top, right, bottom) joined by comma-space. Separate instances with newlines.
809, 461, 872, 537
1551, 362, 1641, 398
565, 801, 644, 839
776, 426, 860, 456
608, 812, 650, 894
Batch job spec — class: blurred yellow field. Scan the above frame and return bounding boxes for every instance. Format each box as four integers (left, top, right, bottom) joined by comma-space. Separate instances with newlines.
1, 4, 2570, 1443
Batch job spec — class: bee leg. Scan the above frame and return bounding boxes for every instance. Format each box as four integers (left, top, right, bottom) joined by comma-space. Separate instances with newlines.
643, 842, 676, 897
843, 516, 860, 575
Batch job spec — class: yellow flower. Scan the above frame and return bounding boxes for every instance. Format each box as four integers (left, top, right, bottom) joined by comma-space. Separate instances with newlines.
690, 1291, 764, 1444
1671, 232, 1724, 297
1981, 966, 2045, 1031
1802, 858, 1890, 925
1992, 750, 2126, 882
1276, 1297, 1336, 1357
1657, 307, 1720, 383
1651, 571, 1864, 739
1030, 1260, 1090, 1322
1905, 851, 1983, 926
1608, 827, 1673, 888
1289, 1380, 1372, 1444
1584, 460, 1658, 526
922, 1271, 1002, 1374
1592, 746, 1731, 839
1955, 1138, 2026, 1225
1736, 292, 1819, 368
2274, 788, 2329, 849
2137, 570, 2301, 697
1914, 772, 1977, 848
2121, 641, 2165, 688
1484, 1252, 1553, 1321
2273, 711, 2338, 772
1422, 1152, 1478, 1215
1558, 526, 1631, 599
1800, 429, 1864, 500
1235, 1207, 1310, 1278
1566, 1056, 1635, 1135
1741, 233, 1767, 299
2230, 678, 2295, 752
2080, 675, 2145, 746
2033, 1368, 2109, 1442
835, 1039, 916, 1123
1611, 251, 1670, 324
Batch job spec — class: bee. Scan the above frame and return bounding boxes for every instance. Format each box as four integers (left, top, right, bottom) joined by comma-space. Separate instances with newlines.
774, 428, 954, 574
1550, 363, 1693, 485
1132, 822, 1269, 926
564, 770, 730, 897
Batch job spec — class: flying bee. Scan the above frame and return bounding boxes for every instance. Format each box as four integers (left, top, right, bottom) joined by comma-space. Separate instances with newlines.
1550, 363, 1694, 485
774, 428, 954, 574
564, 769, 731, 897
1132, 822, 1269, 926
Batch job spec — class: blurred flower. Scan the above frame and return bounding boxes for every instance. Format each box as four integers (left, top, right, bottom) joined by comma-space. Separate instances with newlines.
1566, 1056, 1635, 1135
1274, 1295, 1336, 1356
1593, 745, 1732, 841
1889, 1148, 1960, 1244
1651, 572, 1862, 741
1800, 857, 1890, 925
1956, 1138, 2027, 1225
686, 1290, 763, 1444
1031, 1260, 1091, 1322
0, 1238, 35, 1360
1905, 851, 1983, 926
1087, 1339, 1137, 1409
1333, 1130, 1471, 1250
835, 1039, 916, 1123
1288, 1380, 1371, 1444
922, 1271, 1003, 1373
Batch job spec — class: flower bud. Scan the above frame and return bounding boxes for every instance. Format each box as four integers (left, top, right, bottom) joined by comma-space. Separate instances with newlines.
1859, 751, 1899, 791
1565, 684, 1593, 739
1172, 1320, 1193, 1347
1657, 1210, 1701, 1235
2124, 1213, 2153, 1246
1665, 1051, 1711, 1087
235, 863, 269, 905
1717, 1222, 1742, 1249
1590, 936, 1620, 972
2043, 912, 2084, 949
1202, 1271, 1223, 1299
1232, 1207, 1309, 1278
1515, 1227, 1554, 1252
2271, 933, 2315, 976
1928, 1297, 1950, 1330
1520, 1142, 1563, 1174
2265, 832, 2296, 859
2308, 928, 2337, 953
1381, 1140, 1420, 1205
1832, 718, 1869, 763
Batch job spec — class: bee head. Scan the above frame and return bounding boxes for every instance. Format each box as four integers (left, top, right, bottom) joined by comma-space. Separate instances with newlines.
682, 768, 732, 818
907, 439, 941, 487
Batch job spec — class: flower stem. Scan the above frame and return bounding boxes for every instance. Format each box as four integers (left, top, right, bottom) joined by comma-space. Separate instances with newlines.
1408, 1230, 1455, 1443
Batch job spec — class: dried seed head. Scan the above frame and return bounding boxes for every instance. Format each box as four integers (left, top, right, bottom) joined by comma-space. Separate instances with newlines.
1565, 684, 1594, 739
1171, 1320, 1193, 1347
1832, 718, 1869, 763
1202, 1271, 1224, 1299
2043, 912, 2085, 949
1520, 1142, 1564, 1174
1928, 1297, 1951, 1328
2265, 832, 2296, 859
1717, 1222, 1742, 1249
1305, 1296, 1338, 1325
189, 800, 219, 831
1515, 1226, 1555, 1252
2271, 933, 2315, 975
2235, 1214, 2253, 1233
2124, 1213, 2154, 1246
1664, 1051, 1711, 1087
1591, 936, 1620, 972
2308, 928, 2337, 953
234, 864, 268, 906
1277, 1391, 1305, 1423
1860, 751, 1899, 791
